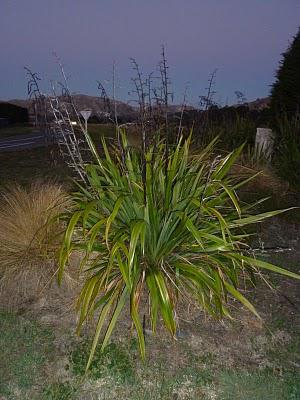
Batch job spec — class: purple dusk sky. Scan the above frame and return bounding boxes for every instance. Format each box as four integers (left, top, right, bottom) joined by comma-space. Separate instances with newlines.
0, 0, 299, 105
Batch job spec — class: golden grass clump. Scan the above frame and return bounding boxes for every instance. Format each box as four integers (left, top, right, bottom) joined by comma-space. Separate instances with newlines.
0, 182, 70, 303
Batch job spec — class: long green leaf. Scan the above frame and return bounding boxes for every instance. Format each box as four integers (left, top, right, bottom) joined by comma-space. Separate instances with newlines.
105, 196, 125, 248
236, 254, 300, 280
58, 210, 82, 283
224, 281, 260, 319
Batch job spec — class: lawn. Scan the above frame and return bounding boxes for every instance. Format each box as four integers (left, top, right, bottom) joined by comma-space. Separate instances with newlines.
1, 253, 300, 400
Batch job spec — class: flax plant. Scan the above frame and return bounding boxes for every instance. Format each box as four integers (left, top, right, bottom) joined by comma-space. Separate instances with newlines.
59, 133, 300, 371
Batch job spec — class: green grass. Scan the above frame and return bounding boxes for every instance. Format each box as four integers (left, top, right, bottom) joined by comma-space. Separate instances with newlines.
87, 123, 115, 138
218, 370, 300, 400
70, 339, 135, 383
1, 309, 299, 399
0, 147, 71, 187
42, 382, 76, 400
88, 122, 142, 150
0, 311, 54, 399
0, 124, 34, 138
68, 337, 216, 399
67, 337, 300, 400
236, 167, 300, 224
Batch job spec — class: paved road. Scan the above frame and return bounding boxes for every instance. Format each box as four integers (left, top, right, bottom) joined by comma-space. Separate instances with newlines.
0, 132, 46, 152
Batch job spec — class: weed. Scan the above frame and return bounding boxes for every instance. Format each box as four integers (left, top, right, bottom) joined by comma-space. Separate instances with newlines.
70, 339, 135, 383
42, 382, 76, 400
196, 352, 217, 365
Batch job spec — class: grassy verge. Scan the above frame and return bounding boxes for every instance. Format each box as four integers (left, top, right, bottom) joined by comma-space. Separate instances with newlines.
234, 164, 300, 223
0, 125, 34, 138
0, 147, 71, 188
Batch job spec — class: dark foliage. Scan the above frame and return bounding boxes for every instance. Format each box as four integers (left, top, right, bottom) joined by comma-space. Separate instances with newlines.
173, 105, 272, 150
273, 115, 300, 188
270, 28, 300, 120
269, 28, 300, 187
0, 102, 29, 124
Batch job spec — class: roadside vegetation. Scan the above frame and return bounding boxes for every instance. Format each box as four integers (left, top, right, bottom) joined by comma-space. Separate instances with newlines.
0, 124, 34, 138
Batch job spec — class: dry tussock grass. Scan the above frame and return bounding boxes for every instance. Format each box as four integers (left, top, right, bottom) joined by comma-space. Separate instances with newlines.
0, 182, 71, 306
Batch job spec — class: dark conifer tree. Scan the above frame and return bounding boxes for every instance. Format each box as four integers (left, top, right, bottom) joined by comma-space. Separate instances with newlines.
270, 28, 300, 119
270, 28, 300, 187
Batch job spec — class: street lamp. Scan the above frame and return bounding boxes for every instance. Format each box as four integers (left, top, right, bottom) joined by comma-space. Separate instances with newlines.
80, 110, 92, 133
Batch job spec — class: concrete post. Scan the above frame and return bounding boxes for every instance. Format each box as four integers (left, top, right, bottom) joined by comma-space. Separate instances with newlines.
255, 128, 274, 161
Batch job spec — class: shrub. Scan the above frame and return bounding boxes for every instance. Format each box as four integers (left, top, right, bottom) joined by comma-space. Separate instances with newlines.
274, 114, 300, 187
0, 182, 70, 302
59, 133, 300, 370
0, 102, 29, 124
184, 107, 258, 151
270, 28, 300, 120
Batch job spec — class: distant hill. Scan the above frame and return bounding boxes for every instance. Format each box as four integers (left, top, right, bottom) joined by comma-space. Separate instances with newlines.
6, 94, 138, 121
234, 97, 270, 111
4, 94, 198, 122
3, 95, 269, 123
4, 99, 30, 109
